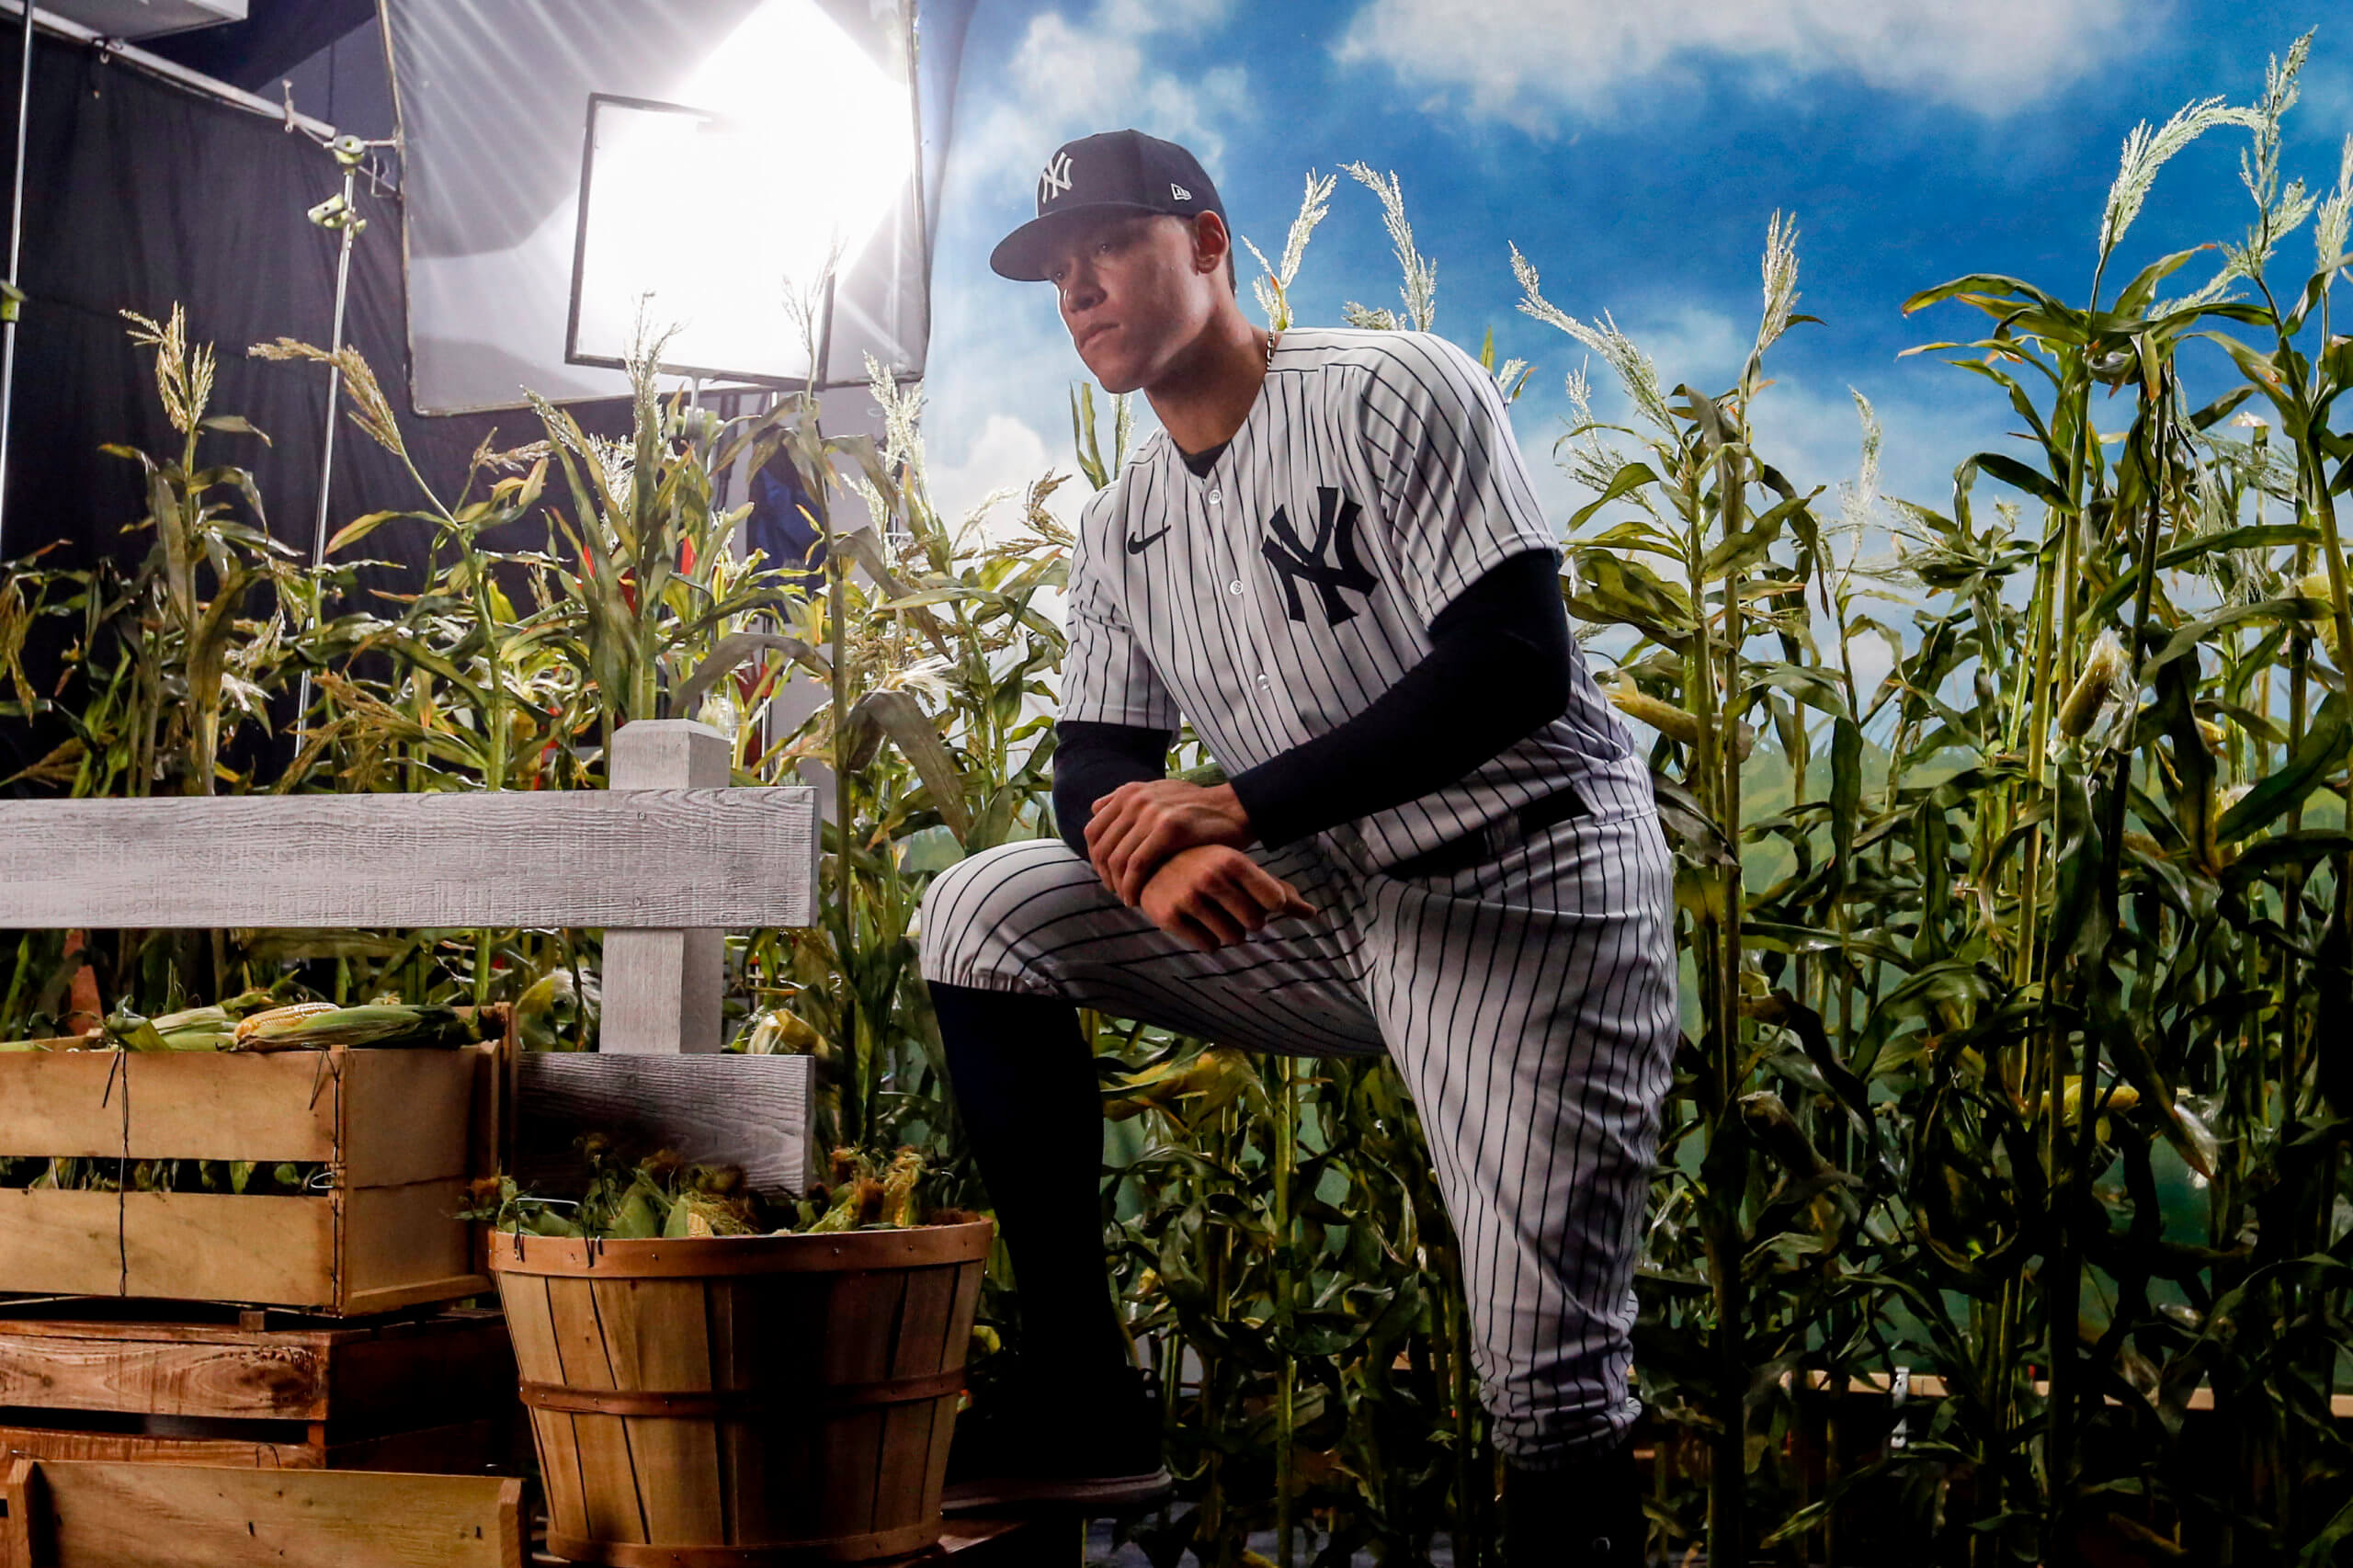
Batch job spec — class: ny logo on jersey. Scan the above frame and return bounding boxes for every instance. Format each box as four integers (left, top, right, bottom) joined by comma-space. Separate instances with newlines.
1038, 152, 1074, 206
1261, 487, 1379, 625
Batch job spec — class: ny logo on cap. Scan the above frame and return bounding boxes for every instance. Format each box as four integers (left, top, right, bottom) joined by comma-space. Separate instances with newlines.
1039, 151, 1074, 205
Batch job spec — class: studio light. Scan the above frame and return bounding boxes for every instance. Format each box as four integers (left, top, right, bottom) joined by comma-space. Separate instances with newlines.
384, 1, 937, 414
567, 2, 917, 385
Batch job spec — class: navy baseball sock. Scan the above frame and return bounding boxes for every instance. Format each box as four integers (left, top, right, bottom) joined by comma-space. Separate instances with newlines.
1503, 1431, 1646, 1567
930, 981, 1133, 1392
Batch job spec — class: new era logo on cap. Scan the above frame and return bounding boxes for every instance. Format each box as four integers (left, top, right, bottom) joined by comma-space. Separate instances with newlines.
990, 129, 1226, 281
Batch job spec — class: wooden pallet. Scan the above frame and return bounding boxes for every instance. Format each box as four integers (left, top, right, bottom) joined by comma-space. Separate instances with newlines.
524, 1515, 1051, 1565
0, 1301, 514, 1473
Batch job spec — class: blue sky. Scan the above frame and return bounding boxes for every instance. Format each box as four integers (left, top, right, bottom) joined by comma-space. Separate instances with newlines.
915, 0, 2353, 539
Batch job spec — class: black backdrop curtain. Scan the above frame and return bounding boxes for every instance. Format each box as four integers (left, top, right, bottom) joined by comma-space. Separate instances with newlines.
2, 22, 637, 575
0, 22, 632, 777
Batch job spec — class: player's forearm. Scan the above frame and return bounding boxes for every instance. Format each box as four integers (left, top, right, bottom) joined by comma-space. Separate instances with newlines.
1052, 720, 1175, 858
1228, 550, 1573, 848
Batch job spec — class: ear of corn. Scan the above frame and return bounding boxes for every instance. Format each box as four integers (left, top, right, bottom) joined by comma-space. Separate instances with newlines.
232, 1001, 338, 1043
231, 1004, 480, 1052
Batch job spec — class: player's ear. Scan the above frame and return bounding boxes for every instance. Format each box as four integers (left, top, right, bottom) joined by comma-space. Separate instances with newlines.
1191, 211, 1232, 284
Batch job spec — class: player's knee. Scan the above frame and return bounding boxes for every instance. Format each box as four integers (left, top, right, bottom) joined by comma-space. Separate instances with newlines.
915, 837, 1094, 985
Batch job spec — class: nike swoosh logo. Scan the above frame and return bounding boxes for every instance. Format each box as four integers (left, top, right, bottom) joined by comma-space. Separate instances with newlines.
1124, 527, 1173, 554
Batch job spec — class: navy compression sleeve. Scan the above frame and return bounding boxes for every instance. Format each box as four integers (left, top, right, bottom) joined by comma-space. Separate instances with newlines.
1228, 548, 1573, 849
1052, 720, 1173, 858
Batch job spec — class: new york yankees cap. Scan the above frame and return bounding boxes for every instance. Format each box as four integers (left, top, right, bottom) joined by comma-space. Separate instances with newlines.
989, 129, 1224, 282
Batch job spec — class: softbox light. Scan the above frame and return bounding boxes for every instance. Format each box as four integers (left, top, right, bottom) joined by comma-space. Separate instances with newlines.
382, 0, 938, 413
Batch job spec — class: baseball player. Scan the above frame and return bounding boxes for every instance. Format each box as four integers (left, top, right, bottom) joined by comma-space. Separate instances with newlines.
920, 130, 1677, 1567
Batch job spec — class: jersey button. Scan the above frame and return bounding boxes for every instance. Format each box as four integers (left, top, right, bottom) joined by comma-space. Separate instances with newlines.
1208, 489, 1222, 505
1227, 580, 1243, 595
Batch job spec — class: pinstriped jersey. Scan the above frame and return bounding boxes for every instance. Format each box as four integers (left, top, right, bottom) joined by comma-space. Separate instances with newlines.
1061, 327, 1653, 871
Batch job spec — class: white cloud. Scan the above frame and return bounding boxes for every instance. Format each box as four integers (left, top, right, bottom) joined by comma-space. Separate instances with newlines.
1336, 0, 2145, 128
924, 412, 1089, 544
952, 0, 1250, 205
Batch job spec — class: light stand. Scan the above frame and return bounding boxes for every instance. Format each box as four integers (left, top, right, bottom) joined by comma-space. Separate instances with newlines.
0, 0, 38, 558
292, 132, 371, 728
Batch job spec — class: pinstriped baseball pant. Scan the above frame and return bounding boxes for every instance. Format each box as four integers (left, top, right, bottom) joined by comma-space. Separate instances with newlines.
916, 803, 1679, 1459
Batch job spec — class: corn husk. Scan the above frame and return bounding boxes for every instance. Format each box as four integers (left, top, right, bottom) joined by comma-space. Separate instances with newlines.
515, 969, 585, 1052
880, 1147, 926, 1229
2058, 633, 2131, 739
1608, 682, 1703, 745
2301, 569, 2342, 656
2036, 1075, 2140, 1137
744, 1007, 823, 1055
665, 1189, 757, 1238
231, 1004, 479, 1052
1605, 678, 1756, 759
1104, 1046, 1266, 1126
807, 1176, 884, 1233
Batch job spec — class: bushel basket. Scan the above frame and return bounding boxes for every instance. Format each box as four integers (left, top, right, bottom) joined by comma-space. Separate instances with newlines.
491, 1220, 992, 1566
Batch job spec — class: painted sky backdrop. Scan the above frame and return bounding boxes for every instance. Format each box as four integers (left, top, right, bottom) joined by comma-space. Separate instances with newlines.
914, 0, 2353, 536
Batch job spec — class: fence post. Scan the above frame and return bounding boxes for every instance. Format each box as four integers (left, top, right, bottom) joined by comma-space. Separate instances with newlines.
602, 719, 731, 1053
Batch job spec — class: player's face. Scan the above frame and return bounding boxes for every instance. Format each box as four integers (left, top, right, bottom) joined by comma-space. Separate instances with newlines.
1043, 213, 1222, 394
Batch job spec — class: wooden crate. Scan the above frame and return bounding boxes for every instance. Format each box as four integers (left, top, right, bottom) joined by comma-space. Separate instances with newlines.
0, 1303, 514, 1475
3, 1456, 525, 1568
0, 1041, 502, 1316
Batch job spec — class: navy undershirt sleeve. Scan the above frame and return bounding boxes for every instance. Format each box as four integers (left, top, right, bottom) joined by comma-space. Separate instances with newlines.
1052, 720, 1173, 859
1229, 547, 1573, 848
1049, 548, 1573, 862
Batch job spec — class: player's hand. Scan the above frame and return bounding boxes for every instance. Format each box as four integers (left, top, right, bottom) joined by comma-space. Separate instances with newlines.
1136, 846, 1315, 952
1086, 779, 1255, 905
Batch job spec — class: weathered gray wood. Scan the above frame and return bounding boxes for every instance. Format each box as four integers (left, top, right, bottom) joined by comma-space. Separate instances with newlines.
515, 1053, 813, 1195
0, 786, 819, 930
601, 721, 730, 1053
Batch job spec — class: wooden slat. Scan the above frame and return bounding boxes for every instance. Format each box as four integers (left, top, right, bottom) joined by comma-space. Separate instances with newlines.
337, 1182, 478, 1307
122, 1052, 339, 1165
0, 1187, 482, 1314
515, 1053, 812, 1194
596, 1280, 725, 1547
338, 1050, 481, 1189
820, 1270, 906, 1544
0, 1327, 325, 1419
0, 1426, 315, 1471
0, 1192, 130, 1300
120, 1194, 335, 1309
497, 1276, 588, 1544
604, 722, 732, 1056
541, 1279, 644, 1547
4, 1457, 523, 1568
0, 1052, 343, 1165
0, 1058, 123, 1162
0, 1309, 508, 1428
0, 787, 819, 931
704, 1282, 762, 1546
